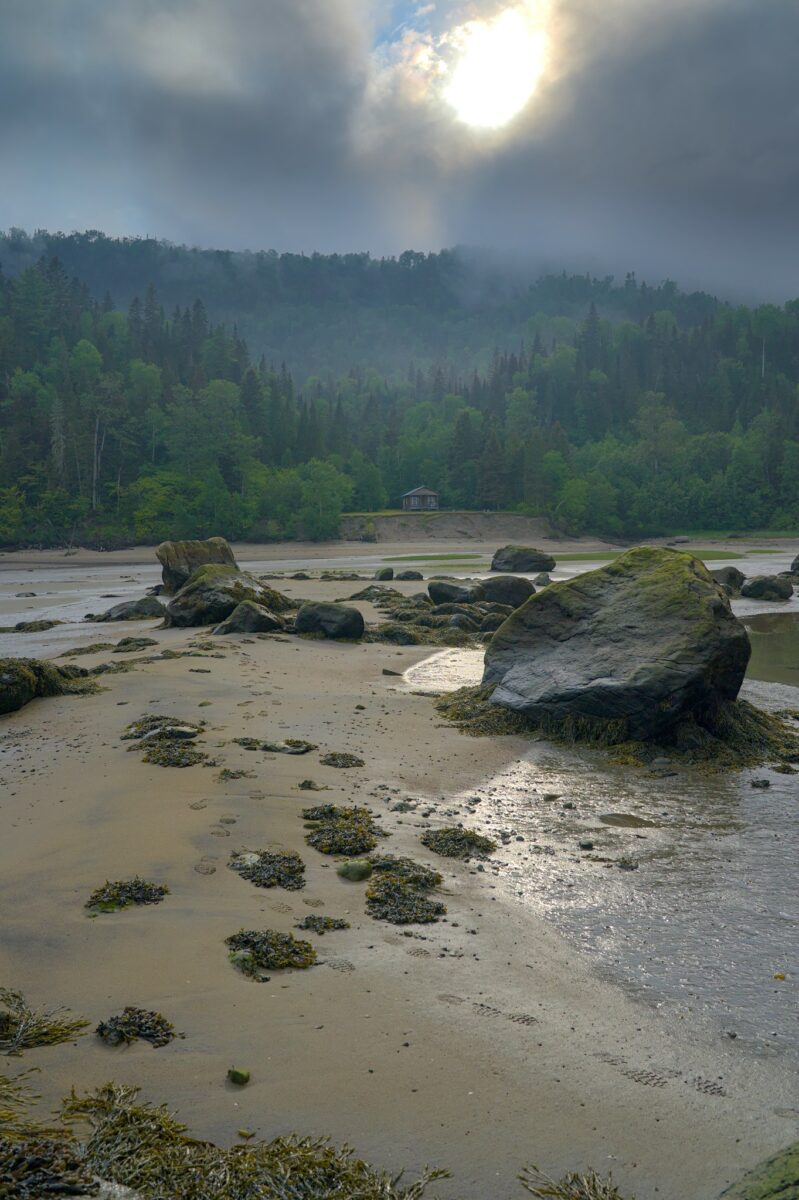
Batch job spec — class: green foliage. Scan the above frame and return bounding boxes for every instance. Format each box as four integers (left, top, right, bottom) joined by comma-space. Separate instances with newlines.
0, 244, 798, 545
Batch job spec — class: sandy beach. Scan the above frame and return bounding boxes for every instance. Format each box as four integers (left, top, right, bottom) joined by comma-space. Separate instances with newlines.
1, 548, 798, 1199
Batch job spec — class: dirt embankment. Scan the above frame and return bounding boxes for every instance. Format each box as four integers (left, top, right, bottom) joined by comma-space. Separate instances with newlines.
340, 511, 559, 543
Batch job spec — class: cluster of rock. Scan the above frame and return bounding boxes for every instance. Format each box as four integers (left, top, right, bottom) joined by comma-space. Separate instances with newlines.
710, 559, 796, 601
483, 546, 752, 741
359, 572, 536, 646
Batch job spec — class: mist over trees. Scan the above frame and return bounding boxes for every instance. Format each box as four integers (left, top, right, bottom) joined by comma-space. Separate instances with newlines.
0, 233, 797, 548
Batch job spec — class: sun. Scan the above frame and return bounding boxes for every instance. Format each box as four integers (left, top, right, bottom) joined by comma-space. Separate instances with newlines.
443, 5, 548, 130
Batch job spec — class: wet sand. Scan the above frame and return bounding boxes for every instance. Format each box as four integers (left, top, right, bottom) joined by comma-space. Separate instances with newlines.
1, 565, 798, 1198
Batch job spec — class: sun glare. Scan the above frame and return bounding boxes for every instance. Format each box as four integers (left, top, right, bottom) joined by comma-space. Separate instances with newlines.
444, 5, 547, 130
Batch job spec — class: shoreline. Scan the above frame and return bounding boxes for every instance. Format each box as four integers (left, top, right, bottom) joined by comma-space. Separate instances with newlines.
0, 567, 797, 1198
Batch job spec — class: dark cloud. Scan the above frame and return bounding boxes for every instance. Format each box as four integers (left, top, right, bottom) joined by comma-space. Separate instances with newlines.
0, 0, 796, 297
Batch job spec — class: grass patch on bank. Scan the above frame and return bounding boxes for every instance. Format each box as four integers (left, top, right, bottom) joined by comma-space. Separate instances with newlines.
385, 554, 485, 562
435, 685, 799, 773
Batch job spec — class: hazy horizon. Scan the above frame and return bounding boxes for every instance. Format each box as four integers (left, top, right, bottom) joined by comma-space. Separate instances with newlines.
1, 1, 797, 302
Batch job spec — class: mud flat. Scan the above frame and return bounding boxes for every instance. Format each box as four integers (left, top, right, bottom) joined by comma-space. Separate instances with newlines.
0, 560, 798, 1199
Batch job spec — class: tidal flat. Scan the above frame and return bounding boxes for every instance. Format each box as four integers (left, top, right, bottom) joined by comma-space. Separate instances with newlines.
0, 539, 797, 1199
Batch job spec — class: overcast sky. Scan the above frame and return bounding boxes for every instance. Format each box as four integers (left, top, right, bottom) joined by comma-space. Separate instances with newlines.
1, 0, 797, 298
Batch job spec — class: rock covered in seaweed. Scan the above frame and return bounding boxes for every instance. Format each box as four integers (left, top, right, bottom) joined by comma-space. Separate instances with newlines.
740, 575, 793, 601
490, 544, 556, 573
156, 536, 238, 594
213, 600, 285, 634
482, 546, 751, 740
709, 566, 746, 595
427, 580, 484, 605
164, 565, 292, 628
0, 658, 96, 716
90, 596, 165, 622
295, 602, 364, 640
478, 575, 535, 608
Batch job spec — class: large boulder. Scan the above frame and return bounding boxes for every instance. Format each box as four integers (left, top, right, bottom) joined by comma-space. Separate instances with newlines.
790, 553, 799, 575
295, 602, 364, 640
479, 575, 535, 609
710, 566, 746, 596
213, 600, 285, 635
483, 547, 750, 740
491, 545, 556, 573
740, 575, 793, 601
0, 658, 93, 715
164, 565, 292, 628
719, 1142, 799, 1199
90, 596, 166, 622
374, 567, 394, 581
156, 537, 238, 595
395, 569, 424, 581
428, 580, 485, 605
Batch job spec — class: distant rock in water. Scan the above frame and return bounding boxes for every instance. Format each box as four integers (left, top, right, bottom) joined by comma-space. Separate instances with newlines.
710, 566, 746, 595
213, 600, 285, 635
164, 565, 292, 628
491, 544, 556, 573
479, 575, 535, 609
0, 658, 95, 715
156, 536, 238, 595
483, 546, 750, 741
295, 602, 364, 640
90, 596, 166, 622
740, 575, 793, 601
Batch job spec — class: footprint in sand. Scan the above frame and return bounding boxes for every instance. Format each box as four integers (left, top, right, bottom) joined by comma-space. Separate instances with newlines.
302, 898, 325, 908
326, 959, 355, 972
407, 947, 430, 958
194, 862, 217, 875
189, 800, 207, 810
269, 900, 293, 914
210, 828, 231, 837
691, 1076, 727, 1097
437, 994, 465, 1005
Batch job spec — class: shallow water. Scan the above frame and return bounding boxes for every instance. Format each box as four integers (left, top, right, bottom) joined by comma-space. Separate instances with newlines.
403, 623, 799, 1062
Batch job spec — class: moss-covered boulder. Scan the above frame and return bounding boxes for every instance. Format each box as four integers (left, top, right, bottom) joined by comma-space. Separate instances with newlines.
0, 658, 95, 715
479, 575, 535, 608
164, 565, 292, 628
491, 544, 556, 572
719, 1142, 799, 1199
482, 546, 751, 740
741, 575, 793, 601
295, 602, 364, 640
155, 536, 238, 594
213, 600, 285, 635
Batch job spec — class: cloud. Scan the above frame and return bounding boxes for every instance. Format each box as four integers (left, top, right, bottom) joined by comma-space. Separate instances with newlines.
0, 0, 797, 297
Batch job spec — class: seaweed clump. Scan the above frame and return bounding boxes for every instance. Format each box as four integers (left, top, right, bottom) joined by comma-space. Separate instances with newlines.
0, 989, 88, 1055
319, 751, 365, 768
365, 855, 445, 925
302, 805, 386, 856
295, 915, 351, 935
226, 929, 317, 979
122, 713, 210, 767
96, 1007, 177, 1048
229, 849, 306, 891
436, 686, 799, 774
58, 1082, 448, 1199
421, 826, 497, 860
85, 877, 169, 913
520, 1165, 629, 1198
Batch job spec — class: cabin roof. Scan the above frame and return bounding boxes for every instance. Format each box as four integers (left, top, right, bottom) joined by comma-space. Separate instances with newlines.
402, 486, 438, 497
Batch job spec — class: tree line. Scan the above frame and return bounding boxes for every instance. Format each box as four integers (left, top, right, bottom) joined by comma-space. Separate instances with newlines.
0, 249, 797, 547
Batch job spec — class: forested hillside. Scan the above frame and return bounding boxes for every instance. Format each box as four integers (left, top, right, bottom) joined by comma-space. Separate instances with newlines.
0, 237, 797, 548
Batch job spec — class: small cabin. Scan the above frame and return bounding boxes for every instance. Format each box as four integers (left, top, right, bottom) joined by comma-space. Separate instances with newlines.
401, 486, 439, 512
